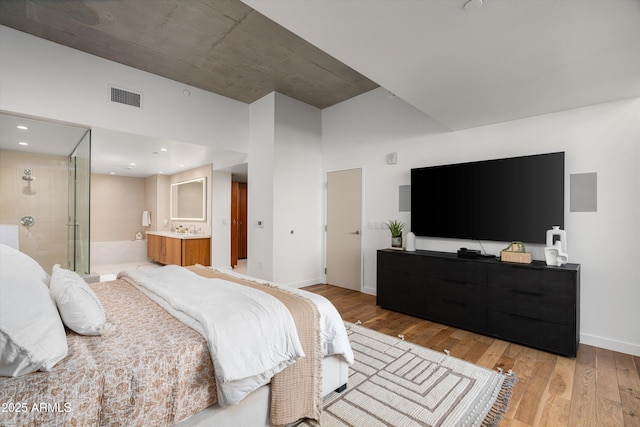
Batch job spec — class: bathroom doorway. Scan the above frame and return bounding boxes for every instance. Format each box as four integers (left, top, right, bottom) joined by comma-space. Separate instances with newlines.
231, 179, 247, 270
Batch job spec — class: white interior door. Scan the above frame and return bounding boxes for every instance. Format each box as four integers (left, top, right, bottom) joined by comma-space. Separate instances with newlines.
326, 168, 362, 291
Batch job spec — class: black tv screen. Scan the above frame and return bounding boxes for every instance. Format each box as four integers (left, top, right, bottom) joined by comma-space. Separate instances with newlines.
411, 152, 564, 244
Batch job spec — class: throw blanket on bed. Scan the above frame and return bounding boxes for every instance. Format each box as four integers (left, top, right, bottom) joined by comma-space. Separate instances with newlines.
187, 265, 324, 426
120, 265, 323, 426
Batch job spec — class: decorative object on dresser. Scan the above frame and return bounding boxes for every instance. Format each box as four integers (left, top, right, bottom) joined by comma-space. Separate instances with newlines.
377, 249, 580, 357
500, 241, 532, 264
545, 225, 569, 266
385, 220, 405, 248
405, 231, 416, 251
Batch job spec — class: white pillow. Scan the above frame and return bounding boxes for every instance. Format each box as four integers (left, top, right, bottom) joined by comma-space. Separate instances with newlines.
0, 243, 50, 286
50, 265, 107, 336
0, 245, 68, 377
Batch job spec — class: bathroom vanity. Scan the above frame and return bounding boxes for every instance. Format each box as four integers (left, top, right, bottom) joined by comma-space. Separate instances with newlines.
146, 231, 211, 266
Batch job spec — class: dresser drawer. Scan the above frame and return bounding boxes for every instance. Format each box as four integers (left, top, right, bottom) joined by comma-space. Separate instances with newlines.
430, 277, 487, 309
489, 311, 577, 356
488, 264, 575, 298
378, 251, 423, 276
426, 257, 487, 285
425, 298, 487, 334
488, 288, 574, 325
377, 270, 424, 317
377, 252, 425, 317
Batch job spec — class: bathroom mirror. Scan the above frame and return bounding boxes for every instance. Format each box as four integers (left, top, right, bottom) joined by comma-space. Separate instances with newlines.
170, 177, 206, 221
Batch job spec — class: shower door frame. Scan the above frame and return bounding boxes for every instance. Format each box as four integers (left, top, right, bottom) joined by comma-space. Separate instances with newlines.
68, 129, 91, 274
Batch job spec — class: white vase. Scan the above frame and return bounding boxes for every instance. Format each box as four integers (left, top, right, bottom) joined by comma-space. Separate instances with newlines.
405, 232, 416, 251
546, 226, 567, 254
545, 241, 569, 266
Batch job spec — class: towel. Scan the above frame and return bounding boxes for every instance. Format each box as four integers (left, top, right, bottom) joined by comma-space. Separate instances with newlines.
142, 211, 151, 227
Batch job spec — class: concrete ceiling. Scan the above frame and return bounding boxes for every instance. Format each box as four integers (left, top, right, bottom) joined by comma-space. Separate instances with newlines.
246, 0, 640, 130
0, 0, 378, 109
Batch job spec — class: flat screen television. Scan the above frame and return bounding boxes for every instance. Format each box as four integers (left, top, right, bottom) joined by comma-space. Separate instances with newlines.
411, 152, 564, 244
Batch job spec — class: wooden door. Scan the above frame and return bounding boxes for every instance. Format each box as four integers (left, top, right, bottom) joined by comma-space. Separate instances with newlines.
162, 237, 181, 265
147, 234, 161, 262
238, 183, 247, 259
326, 168, 362, 291
231, 181, 239, 267
231, 181, 248, 267
182, 238, 211, 266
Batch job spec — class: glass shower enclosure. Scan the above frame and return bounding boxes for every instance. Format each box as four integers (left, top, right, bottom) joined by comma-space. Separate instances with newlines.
68, 130, 91, 274
0, 112, 90, 274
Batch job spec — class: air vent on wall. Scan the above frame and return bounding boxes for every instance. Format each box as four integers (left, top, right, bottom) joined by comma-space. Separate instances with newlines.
110, 86, 142, 108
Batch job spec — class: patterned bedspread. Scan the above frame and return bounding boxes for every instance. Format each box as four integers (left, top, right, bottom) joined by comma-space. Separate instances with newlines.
0, 280, 216, 427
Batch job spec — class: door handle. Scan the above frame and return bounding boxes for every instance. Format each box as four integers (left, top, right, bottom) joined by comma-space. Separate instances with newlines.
348, 230, 360, 235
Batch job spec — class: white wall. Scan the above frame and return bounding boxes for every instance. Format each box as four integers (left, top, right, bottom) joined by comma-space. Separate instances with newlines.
211, 170, 232, 268
0, 26, 249, 153
273, 93, 323, 287
323, 88, 640, 356
247, 93, 323, 286
248, 94, 276, 280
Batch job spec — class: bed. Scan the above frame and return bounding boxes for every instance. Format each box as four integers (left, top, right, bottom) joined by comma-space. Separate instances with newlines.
0, 243, 353, 427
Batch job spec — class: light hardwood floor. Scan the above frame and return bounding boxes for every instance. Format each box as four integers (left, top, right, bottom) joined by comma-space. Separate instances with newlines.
303, 284, 640, 427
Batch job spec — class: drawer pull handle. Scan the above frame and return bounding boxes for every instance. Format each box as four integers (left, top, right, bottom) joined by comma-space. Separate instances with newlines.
443, 299, 466, 307
510, 313, 544, 323
513, 290, 544, 297
390, 270, 410, 276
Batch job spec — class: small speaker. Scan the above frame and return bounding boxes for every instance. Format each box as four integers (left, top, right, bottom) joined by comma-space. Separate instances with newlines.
570, 172, 597, 212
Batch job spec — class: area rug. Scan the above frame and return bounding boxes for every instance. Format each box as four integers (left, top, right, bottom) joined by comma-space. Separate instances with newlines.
297, 322, 516, 427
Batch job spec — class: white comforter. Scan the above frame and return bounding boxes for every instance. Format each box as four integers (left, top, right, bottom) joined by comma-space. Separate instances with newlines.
119, 266, 303, 406
218, 269, 355, 365
118, 266, 354, 407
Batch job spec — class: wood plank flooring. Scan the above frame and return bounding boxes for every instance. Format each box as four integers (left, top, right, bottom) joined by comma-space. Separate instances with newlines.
302, 284, 640, 427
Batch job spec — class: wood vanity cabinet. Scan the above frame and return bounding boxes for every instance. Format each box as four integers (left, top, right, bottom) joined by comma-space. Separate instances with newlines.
147, 234, 210, 266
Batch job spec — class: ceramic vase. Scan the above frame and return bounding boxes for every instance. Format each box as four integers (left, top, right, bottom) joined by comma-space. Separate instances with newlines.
546, 226, 567, 254
405, 232, 416, 251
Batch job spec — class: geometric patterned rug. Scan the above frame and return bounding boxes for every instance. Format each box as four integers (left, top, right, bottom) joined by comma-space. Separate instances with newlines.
297, 322, 517, 427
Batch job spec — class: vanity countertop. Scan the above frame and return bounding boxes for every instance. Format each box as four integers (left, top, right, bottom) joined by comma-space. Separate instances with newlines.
146, 230, 211, 240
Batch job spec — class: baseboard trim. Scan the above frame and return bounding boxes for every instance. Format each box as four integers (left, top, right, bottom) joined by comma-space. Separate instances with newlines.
362, 286, 376, 296
580, 333, 640, 357
287, 277, 323, 289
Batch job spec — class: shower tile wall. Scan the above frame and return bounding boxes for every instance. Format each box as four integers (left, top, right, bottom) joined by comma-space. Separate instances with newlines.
0, 149, 69, 272
90, 174, 145, 242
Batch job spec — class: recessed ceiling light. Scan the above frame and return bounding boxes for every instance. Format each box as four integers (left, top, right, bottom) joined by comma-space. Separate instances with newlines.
18, 141, 29, 146
160, 148, 168, 152
158, 171, 164, 174
110, 172, 116, 175
179, 164, 185, 168
130, 162, 136, 166
17, 125, 28, 130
